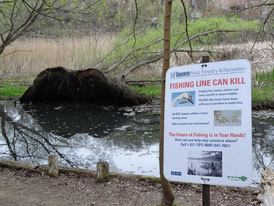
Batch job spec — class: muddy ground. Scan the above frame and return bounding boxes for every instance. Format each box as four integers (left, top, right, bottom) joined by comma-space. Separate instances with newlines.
0, 166, 259, 206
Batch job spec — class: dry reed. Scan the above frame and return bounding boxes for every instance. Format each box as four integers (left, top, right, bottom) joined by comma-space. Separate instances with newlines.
0, 36, 273, 80
128, 41, 274, 80
0, 35, 114, 79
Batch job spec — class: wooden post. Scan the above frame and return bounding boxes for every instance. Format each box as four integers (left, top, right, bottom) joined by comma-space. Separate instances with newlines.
48, 154, 59, 177
160, 0, 175, 206
202, 56, 210, 206
96, 161, 109, 182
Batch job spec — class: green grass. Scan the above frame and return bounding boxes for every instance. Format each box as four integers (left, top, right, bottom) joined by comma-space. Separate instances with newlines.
1, 76, 273, 106
252, 87, 274, 103
130, 85, 161, 98
253, 69, 274, 88
131, 84, 273, 106
0, 79, 28, 98
251, 69, 274, 104
131, 69, 274, 106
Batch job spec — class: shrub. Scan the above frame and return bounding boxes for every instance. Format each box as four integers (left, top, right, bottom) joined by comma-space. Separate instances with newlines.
102, 16, 259, 72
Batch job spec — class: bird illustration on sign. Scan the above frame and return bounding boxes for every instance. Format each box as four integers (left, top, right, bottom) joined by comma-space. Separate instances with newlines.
171, 92, 195, 107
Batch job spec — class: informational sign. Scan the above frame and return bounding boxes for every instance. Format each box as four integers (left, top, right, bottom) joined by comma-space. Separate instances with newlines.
163, 59, 252, 187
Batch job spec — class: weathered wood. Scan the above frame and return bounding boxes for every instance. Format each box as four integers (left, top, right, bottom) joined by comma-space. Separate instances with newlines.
48, 154, 59, 177
126, 79, 161, 86
0, 159, 144, 180
120, 54, 162, 77
96, 161, 109, 182
126, 79, 161, 85
160, 1, 175, 206
0, 159, 35, 170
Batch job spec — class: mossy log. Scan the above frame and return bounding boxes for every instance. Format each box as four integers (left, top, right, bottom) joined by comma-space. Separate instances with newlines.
20, 67, 150, 106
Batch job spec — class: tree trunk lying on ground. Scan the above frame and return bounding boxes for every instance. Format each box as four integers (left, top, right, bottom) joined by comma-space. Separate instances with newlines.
19, 67, 150, 106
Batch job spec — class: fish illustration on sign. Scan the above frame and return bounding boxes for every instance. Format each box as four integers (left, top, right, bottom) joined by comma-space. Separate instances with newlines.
179, 100, 189, 104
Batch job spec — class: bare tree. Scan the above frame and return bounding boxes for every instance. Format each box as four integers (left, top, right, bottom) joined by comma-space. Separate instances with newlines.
0, 0, 101, 56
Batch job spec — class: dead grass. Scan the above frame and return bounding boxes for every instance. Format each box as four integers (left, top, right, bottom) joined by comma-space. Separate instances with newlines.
0, 35, 115, 79
213, 41, 274, 73
0, 36, 273, 80
128, 41, 274, 80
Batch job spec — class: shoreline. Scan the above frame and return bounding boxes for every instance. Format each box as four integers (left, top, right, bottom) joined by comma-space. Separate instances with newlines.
0, 158, 258, 191
0, 163, 259, 206
0, 97, 273, 112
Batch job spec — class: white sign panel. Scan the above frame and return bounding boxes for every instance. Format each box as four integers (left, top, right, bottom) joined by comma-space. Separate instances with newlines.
163, 59, 252, 187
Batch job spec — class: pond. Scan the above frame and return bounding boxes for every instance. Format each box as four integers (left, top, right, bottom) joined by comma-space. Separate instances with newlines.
0, 101, 273, 186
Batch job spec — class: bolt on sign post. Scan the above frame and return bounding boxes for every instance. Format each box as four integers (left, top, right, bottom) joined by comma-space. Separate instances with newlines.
163, 59, 252, 189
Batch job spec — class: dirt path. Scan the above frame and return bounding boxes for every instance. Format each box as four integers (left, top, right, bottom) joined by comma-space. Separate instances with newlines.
0, 167, 259, 206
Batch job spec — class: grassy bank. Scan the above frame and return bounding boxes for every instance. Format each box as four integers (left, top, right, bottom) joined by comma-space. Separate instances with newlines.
252, 87, 273, 104
131, 69, 274, 109
133, 85, 273, 103
251, 70, 274, 107
0, 79, 28, 99
130, 86, 273, 108
1, 80, 272, 109
130, 70, 274, 106
0, 70, 273, 108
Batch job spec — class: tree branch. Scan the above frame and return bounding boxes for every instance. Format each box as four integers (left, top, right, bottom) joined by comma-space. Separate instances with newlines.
0, 104, 74, 166
180, 0, 194, 63
116, 29, 238, 78
250, 7, 274, 53
1, 118, 17, 160
0, 1, 45, 56
132, 0, 138, 50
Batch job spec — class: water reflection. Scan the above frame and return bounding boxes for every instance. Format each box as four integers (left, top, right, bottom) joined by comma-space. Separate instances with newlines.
0, 101, 273, 184
0, 101, 159, 174
22, 103, 128, 138
252, 114, 274, 184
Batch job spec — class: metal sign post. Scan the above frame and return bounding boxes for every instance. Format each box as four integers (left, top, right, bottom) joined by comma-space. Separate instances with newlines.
202, 184, 210, 206
201, 56, 210, 206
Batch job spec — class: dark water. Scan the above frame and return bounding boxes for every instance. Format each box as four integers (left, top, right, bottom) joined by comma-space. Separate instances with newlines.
0, 101, 273, 186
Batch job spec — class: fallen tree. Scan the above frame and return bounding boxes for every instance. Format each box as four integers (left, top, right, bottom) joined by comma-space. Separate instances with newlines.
19, 67, 150, 106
